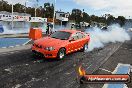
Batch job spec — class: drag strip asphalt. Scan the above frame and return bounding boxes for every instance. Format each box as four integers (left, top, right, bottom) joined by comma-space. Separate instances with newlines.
0, 41, 125, 88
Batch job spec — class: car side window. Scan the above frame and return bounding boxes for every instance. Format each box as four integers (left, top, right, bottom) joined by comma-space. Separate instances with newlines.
77, 32, 85, 39
70, 33, 79, 40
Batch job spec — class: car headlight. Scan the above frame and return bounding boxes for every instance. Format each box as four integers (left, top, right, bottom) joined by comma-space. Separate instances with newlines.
45, 47, 55, 51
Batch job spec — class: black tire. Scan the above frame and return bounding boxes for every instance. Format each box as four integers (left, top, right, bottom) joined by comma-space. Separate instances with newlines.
82, 43, 88, 52
57, 48, 66, 60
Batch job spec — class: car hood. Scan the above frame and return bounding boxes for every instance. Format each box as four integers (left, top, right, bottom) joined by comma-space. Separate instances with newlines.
34, 37, 68, 47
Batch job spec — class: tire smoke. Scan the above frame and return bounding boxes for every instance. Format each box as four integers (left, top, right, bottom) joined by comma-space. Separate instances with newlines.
85, 24, 131, 51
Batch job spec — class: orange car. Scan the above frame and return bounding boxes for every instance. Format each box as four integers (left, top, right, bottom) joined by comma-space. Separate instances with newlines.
32, 30, 90, 59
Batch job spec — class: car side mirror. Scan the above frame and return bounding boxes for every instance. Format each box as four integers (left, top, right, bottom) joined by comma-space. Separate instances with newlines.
69, 38, 75, 42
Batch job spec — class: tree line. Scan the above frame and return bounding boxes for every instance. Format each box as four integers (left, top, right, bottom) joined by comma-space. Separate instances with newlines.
70, 9, 126, 27
0, 0, 126, 26
0, 0, 54, 18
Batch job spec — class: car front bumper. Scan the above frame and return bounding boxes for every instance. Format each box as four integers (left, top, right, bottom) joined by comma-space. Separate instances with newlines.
32, 46, 58, 58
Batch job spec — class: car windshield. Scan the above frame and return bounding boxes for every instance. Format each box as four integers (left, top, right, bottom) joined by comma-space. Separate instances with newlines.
50, 31, 71, 40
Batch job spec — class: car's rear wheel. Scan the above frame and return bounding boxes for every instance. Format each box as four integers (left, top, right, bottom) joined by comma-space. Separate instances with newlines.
82, 43, 88, 52
57, 48, 66, 60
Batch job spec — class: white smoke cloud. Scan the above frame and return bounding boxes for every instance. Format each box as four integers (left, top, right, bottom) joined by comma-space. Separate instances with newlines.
2, 25, 30, 34
86, 24, 131, 51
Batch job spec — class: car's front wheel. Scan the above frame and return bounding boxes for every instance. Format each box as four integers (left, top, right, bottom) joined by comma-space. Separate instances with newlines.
57, 48, 66, 60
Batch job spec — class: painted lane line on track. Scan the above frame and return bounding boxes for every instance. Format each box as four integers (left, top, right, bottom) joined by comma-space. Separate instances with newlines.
86, 64, 93, 71
23, 39, 32, 45
65, 70, 74, 75
91, 43, 123, 74
75, 43, 124, 88
43, 43, 124, 88
99, 68, 112, 73
13, 84, 21, 88
4, 68, 12, 73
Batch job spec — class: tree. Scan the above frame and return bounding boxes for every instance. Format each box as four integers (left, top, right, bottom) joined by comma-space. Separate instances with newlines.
116, 16, 126, 26
90, 15, 99, 22
14, 3, 25, 13
26, 7, 35, 16
69, 9, 82, 23
44, 3, 50, 8
43, 3, 54, 18
82, 12, 90, 23
0, 0, 126, 26
0, 0, 12, 12
107, 15, 115, 25
0, 0, 54, 18
98, 17, 106, 23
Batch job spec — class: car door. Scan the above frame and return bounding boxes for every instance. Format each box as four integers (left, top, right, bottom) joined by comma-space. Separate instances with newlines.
67, 33, 79, 53
76, 32, 86, 49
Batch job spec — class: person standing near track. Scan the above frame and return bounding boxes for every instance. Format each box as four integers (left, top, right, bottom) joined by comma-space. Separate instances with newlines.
46, 23, 50, 35
46, 23, 53, 35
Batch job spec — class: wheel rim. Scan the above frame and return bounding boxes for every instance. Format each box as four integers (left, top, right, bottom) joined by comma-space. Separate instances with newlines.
84, 44, 88, 51
59, 50, 65, 59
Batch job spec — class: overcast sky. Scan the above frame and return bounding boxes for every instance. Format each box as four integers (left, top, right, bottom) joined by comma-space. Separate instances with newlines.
3, 0, 132, 18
